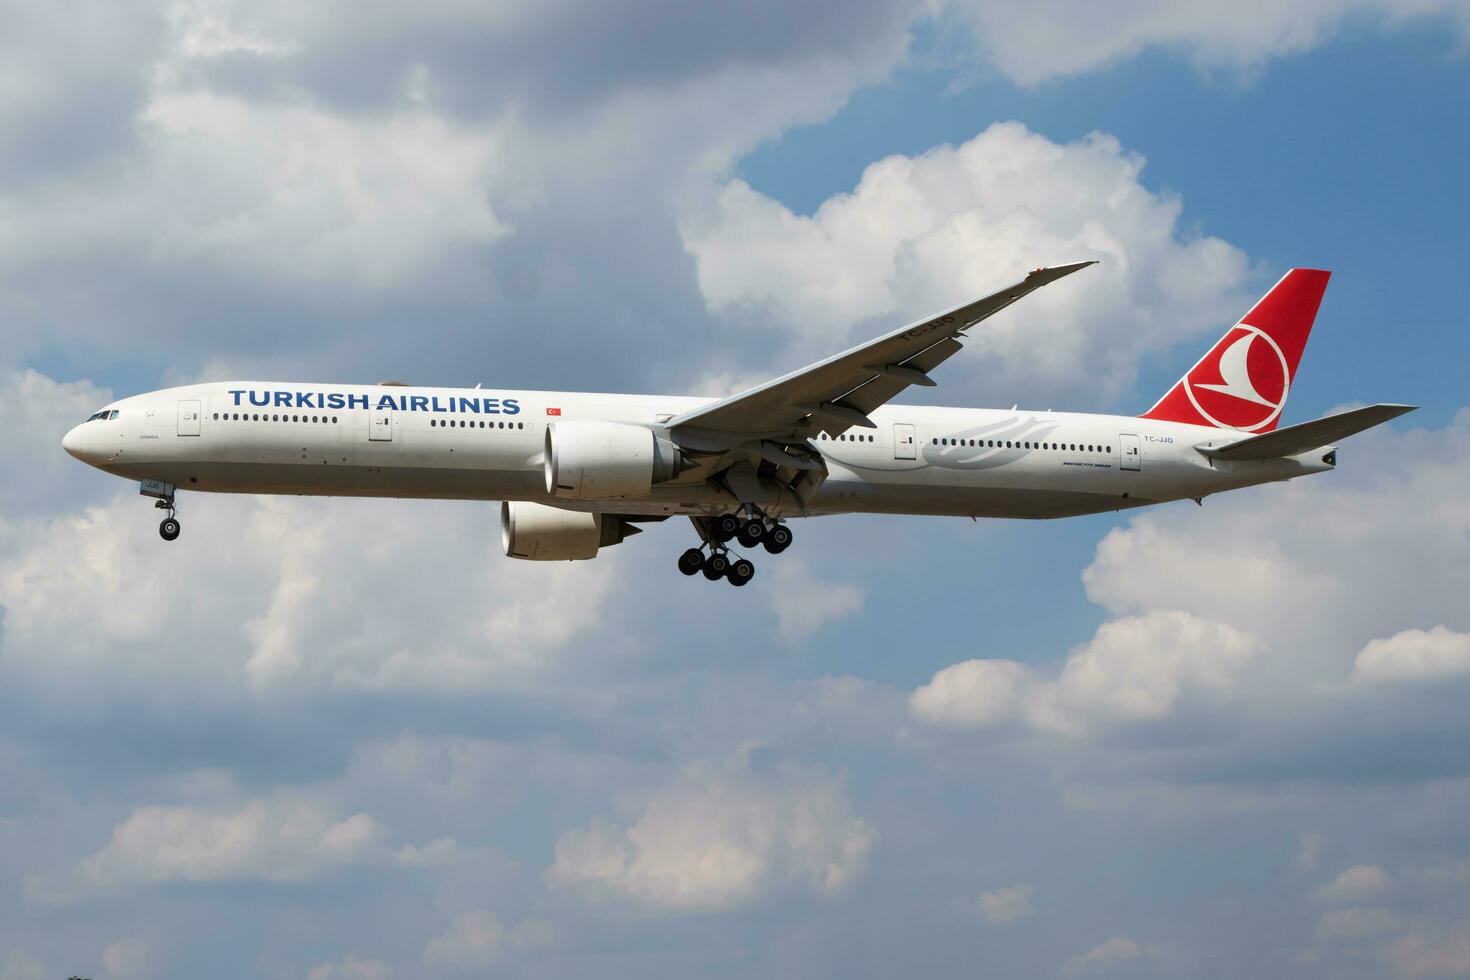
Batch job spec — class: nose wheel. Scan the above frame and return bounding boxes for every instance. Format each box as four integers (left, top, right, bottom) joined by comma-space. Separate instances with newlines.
154, 496, 181, 541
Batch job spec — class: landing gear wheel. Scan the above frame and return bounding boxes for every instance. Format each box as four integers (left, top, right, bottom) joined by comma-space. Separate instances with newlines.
763, 525, 792, 554
713, 514, 741, 543
736, 519, 765, 548
702, 552, 731, 580
159, 517, 181, 541
678, 548, 705, 576
727, 558, 755, 587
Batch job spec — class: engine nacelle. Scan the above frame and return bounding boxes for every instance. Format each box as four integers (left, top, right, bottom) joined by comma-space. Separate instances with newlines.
544, 420, 684, 500
500, 501, 638, 561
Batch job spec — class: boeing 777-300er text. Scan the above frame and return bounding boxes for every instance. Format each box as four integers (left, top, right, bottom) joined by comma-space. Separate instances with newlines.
63, 263, 1414, 586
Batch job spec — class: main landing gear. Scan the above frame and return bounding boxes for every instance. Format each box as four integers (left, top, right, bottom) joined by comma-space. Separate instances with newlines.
678, 510, 791, 586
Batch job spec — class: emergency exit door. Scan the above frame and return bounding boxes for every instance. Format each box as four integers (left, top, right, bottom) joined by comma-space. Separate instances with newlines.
1120, 433, 1141, 471
177, 399, 201, 436
893, 423, 916, 460
369, 407, 393, 441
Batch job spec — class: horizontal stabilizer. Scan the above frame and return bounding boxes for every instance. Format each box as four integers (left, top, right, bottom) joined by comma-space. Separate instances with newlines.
1197, 404, 1416, 460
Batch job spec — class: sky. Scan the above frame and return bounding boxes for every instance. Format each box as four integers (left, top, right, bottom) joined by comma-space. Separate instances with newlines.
2, 1, 1470, 978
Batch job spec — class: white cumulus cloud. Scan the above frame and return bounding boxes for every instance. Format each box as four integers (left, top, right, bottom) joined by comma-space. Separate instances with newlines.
1352, 626, 1470, 684
977, 883, 1036, 925
909, 611, 1259, 735
1061, 936, 1150, 976
1315, 864, 1390, 905
35, 795, 444, 901
548, 755, 875, 911
681, 121, 1250, 410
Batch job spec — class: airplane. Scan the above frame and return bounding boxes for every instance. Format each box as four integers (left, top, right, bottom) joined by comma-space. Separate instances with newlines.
62, 262, 1414, 586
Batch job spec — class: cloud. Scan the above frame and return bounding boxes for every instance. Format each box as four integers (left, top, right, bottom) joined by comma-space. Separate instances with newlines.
1383, 930, 1470, 978
945, 0, 1470, 86
680, 121, 1250, 410
977, 883, 1035, 925
422, 911, 502, 972
909, 659, 1034, 729
909, 611, 1259, 735
766, 560, 866, 642
102, 939, 148, 979
0, 369, 114, 518
0, 949, 44, 980
1314, 906, 1405, 943
0, 453, 624, 725
1294, 832, 1326, 873
307, 955, 392, 980
548, 754, 875, 911
1061, 936, 1149, 976
1353, 627, 1470, 684
35, 795, 445, 900
1315, 865, 1389, 905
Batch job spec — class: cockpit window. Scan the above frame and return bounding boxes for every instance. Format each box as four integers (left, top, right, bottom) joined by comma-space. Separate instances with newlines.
85, 410, 120, 422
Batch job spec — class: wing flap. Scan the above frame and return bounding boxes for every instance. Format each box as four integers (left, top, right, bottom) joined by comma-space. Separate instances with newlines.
1197, 404, 1416, 460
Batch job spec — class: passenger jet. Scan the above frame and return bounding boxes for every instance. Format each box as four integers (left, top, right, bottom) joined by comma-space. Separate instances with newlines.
62, 263, 1413, 586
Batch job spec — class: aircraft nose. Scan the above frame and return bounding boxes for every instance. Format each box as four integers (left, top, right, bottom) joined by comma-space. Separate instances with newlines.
62, 424, 105, 465
62, 424, 83, 460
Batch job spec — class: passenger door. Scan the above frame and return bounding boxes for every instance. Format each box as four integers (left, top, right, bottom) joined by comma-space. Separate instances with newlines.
370, 406, 393, 442
177, 399, 201, 437
1120, 433, 1141, 471
893, 423, 916, 460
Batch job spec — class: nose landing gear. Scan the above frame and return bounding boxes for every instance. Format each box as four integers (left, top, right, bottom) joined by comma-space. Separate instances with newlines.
155, 498, 181, 541
141, 481, 181, 542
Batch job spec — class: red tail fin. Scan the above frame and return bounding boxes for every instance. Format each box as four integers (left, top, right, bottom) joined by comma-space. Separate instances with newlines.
1140, 268, 1331, 432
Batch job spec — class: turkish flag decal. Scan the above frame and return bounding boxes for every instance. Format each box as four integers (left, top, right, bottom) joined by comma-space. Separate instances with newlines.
546, 407, 561, 416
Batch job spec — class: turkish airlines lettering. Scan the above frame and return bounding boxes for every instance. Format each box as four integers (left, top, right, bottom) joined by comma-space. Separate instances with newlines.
63, 264, 1414, 586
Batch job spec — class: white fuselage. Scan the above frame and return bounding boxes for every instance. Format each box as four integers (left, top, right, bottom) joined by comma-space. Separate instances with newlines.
62, 381, 1334, 520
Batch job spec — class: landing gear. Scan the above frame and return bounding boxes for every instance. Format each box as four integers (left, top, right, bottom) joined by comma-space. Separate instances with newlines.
681, 510, 791, 585
713, 513, 741, 543
678, 547, 705, 576
727, 558, 755, 587
702, 552, 731, 581
736, 518, 765, 548
153, 494, 181, 542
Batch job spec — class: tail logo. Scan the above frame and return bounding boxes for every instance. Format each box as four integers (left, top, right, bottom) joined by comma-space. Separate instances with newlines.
1183, 323, 1290, 431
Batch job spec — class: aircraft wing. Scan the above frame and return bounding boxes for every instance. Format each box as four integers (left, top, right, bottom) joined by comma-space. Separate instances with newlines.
1196, 403, 1417, 460
669, 261, 1096, 442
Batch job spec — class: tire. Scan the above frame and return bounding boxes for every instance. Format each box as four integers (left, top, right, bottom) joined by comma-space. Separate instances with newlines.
737, 527, 762, 548
678, 548, 704, 576
728, 558, 755, 586
702, 553, 730, 580
159, 518, 181, 541
713, 514, 741, 542
763, 525, 792, 554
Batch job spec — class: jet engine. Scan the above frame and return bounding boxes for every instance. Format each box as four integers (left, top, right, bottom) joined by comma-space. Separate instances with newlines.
544, 420, 687, 500
501, 501, 639, 561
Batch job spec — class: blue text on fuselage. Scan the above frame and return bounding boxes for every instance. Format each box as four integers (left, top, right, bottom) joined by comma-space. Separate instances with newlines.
228, 390, 521, 415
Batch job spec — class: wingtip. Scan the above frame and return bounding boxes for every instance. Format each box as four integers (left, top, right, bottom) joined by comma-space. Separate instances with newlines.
1028, 260, 1099, 279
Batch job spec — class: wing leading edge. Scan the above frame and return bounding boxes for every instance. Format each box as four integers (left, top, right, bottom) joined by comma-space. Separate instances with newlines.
670, 261, 1097, 441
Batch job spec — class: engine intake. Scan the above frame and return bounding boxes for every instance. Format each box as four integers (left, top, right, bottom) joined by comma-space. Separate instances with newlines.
501, 501, 638, 561
544, 420, 686, 500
